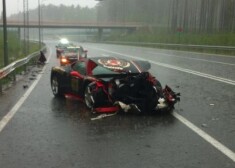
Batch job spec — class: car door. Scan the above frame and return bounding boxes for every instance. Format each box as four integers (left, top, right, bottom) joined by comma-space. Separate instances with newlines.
70, 61, 86, 95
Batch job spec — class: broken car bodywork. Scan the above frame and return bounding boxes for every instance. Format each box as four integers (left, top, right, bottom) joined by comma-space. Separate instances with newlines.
51, 57, 180, 113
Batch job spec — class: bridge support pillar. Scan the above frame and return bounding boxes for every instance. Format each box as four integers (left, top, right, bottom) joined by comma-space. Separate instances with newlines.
127, 28, 136, 34
18, 27, 21, 47
18, 27, 21, 39
98, 28, 103, 41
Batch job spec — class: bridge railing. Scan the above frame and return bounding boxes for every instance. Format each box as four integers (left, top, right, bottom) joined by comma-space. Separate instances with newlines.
0, 45, 47, 94
4, 20, 142, 28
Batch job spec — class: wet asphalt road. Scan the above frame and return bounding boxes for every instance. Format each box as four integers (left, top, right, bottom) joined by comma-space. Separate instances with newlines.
0, 41, 234, 168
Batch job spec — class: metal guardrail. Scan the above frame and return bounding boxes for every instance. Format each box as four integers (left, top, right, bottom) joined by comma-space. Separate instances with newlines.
104, 41, 235, 51
0, 46, 47, 94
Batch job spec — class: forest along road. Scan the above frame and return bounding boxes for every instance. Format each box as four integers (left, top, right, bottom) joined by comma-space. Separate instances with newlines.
0, 41, 234, 168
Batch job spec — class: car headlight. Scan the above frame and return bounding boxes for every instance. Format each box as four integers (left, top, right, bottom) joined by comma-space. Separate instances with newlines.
61, 57, 68, 63
115, 79, 120, 86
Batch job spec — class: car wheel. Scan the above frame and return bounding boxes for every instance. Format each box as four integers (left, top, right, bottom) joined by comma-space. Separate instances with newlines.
51, 75, 64, 97
145, 86, 158, 112
84, 86, 95, 109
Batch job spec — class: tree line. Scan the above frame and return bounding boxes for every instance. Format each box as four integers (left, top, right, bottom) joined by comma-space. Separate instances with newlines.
8, 0, 235, 33
96, 0, 235, 33
9, 4, 97, 23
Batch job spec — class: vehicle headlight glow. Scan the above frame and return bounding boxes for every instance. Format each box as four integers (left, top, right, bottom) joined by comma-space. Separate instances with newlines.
60, 38, 69, 44
115, 79, 120, 86
61, 58, 68, 63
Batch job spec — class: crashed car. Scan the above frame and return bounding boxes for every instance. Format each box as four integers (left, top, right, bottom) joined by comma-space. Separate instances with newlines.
59, 46, 88, 66
50, 57, 180, 113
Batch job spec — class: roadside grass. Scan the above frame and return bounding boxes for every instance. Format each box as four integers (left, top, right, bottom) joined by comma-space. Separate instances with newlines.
0, 31, 40, 68
0, 31, 41, 92
104, 30, 235, 55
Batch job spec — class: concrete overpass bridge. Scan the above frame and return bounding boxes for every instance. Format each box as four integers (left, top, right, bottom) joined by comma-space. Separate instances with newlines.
1, 20, 141, 40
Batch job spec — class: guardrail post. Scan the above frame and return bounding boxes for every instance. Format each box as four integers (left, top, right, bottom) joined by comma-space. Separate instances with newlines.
24, 64, 27, 74
0, 79, 3, 94
12, 71, 16, 83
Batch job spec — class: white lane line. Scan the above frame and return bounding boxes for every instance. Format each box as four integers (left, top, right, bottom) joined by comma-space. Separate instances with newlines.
90, 47, 235, 86
0, 48, 52, 133
147, 51, 235, 66
101, 54, 110, 57
173, 112, 235, 162
89, 46, 235, 162
149, 61, 235, 85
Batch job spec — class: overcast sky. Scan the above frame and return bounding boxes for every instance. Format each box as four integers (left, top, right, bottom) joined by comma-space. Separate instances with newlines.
0, 0, 98, 16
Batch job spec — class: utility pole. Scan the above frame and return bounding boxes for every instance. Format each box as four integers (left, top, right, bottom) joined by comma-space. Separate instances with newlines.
23, 0, 29, 55
38, 0, 41, 48
2, 0, 8, 66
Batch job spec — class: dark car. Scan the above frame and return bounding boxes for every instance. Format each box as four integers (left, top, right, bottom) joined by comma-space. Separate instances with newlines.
50, 57, 180, 113
56, 42, 73, 58
59, 46, 88, 66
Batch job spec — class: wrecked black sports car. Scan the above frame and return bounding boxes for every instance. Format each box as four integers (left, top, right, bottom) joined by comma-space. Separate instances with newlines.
50, 57, 180, 113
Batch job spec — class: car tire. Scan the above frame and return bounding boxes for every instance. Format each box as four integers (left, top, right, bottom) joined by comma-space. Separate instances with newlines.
51, 75, 65, 97
144, 86, 158, 112
84, 85, 95, 109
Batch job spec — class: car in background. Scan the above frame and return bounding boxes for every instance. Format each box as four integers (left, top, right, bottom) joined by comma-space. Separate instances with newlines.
50, 56, 180, 113
59, 46, 88, 66
55, 38, 75, 58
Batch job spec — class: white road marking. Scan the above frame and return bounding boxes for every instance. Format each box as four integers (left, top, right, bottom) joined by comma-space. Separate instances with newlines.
149, 61, 235, 85
89, 46, 235, 162
90, 47, 235, 86
173, 112, 235, 162
0, 48, 52, 133
147, 51, 235, 66
101, 54, 110, 57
